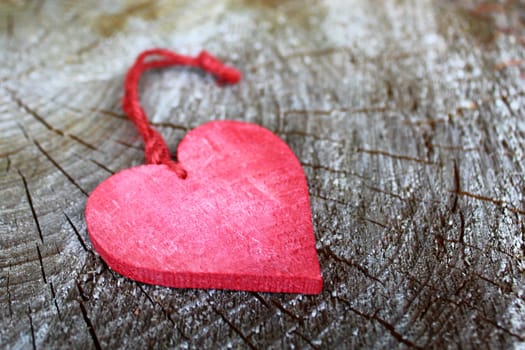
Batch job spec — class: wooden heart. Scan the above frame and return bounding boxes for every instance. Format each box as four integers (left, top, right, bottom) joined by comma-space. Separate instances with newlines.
85, 121, 322, 294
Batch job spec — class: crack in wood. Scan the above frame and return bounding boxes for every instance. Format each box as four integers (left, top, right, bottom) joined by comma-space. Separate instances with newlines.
402, 270, 524, 342
33, 140, 88, 196
16, 123, 30, 140
271, 300, 304, 322
475, 312, 525, 341
452, 190, 525, 215
76, 281, 89, 302
49, 282, 61, 319
0, 146, 26, 159
6, 88, 97, 152
250, 292, 271, 309
319, 246, 384, 286
136, 285, 190, 341
357, 148, 436, 165
432, 144, 479, 152
5, 155, 11, 173
399, 272, 433, 324
89, 159, 115, 175
500, 94, 520, 119
311, 193, 347, 206
450, 161, 461, 213
28, 307, 36, 350
90, 108, 127, 120
75, 39, 102, 56
149, 121, 188, 131
67, 134, 98, 151
337, 297, 424, 350
365, 185, 406, 202
113, 139, 143, 151
35, 244, 47, 284
359, 215, 389, 229
64, 212, 90, 253
282, 131, 343, 144
77, 298, 102, 350
18, 170, 44, 242
444, 234, 519, 262
212, 306, 258, 350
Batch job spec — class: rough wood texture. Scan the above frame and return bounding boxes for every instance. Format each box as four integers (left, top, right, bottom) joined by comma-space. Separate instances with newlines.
1, 1, 524, 348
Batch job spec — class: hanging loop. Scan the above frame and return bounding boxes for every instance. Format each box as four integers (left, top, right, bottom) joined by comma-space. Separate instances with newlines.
121, 49, 242, 179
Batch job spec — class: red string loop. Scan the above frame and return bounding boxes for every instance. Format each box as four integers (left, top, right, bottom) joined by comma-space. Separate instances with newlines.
122, 49, 242, 179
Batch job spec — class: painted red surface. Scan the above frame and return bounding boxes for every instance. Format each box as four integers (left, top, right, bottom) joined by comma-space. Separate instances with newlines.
85, 121, 323, 294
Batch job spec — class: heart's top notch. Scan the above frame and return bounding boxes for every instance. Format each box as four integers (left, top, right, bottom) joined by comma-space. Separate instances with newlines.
121, 49, 242, 179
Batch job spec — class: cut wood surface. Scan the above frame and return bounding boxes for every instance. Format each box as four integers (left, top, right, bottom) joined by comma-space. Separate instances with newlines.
1, 0, 524, 349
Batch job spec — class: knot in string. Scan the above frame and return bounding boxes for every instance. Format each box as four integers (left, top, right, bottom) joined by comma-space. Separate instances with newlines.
122, 48, 242, 179
196, 51, 242, 84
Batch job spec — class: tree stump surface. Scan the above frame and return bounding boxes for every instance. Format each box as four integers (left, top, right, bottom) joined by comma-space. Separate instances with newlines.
1, 1, 524, 349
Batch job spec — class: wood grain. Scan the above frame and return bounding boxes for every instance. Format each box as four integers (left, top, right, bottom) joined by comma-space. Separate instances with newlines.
1, 0, 524, 348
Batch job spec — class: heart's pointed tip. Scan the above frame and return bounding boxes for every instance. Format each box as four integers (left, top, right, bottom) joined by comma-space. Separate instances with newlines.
308, 275, 323, 295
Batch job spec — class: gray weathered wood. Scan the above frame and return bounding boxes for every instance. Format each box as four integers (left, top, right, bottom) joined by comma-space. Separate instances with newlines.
1, 0, 524, 348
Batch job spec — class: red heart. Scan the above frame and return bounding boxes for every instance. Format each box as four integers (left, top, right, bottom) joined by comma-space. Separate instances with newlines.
85, 121, 322, 294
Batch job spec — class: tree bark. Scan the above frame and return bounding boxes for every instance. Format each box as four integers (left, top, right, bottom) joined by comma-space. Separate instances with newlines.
1, 0, 524, 348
